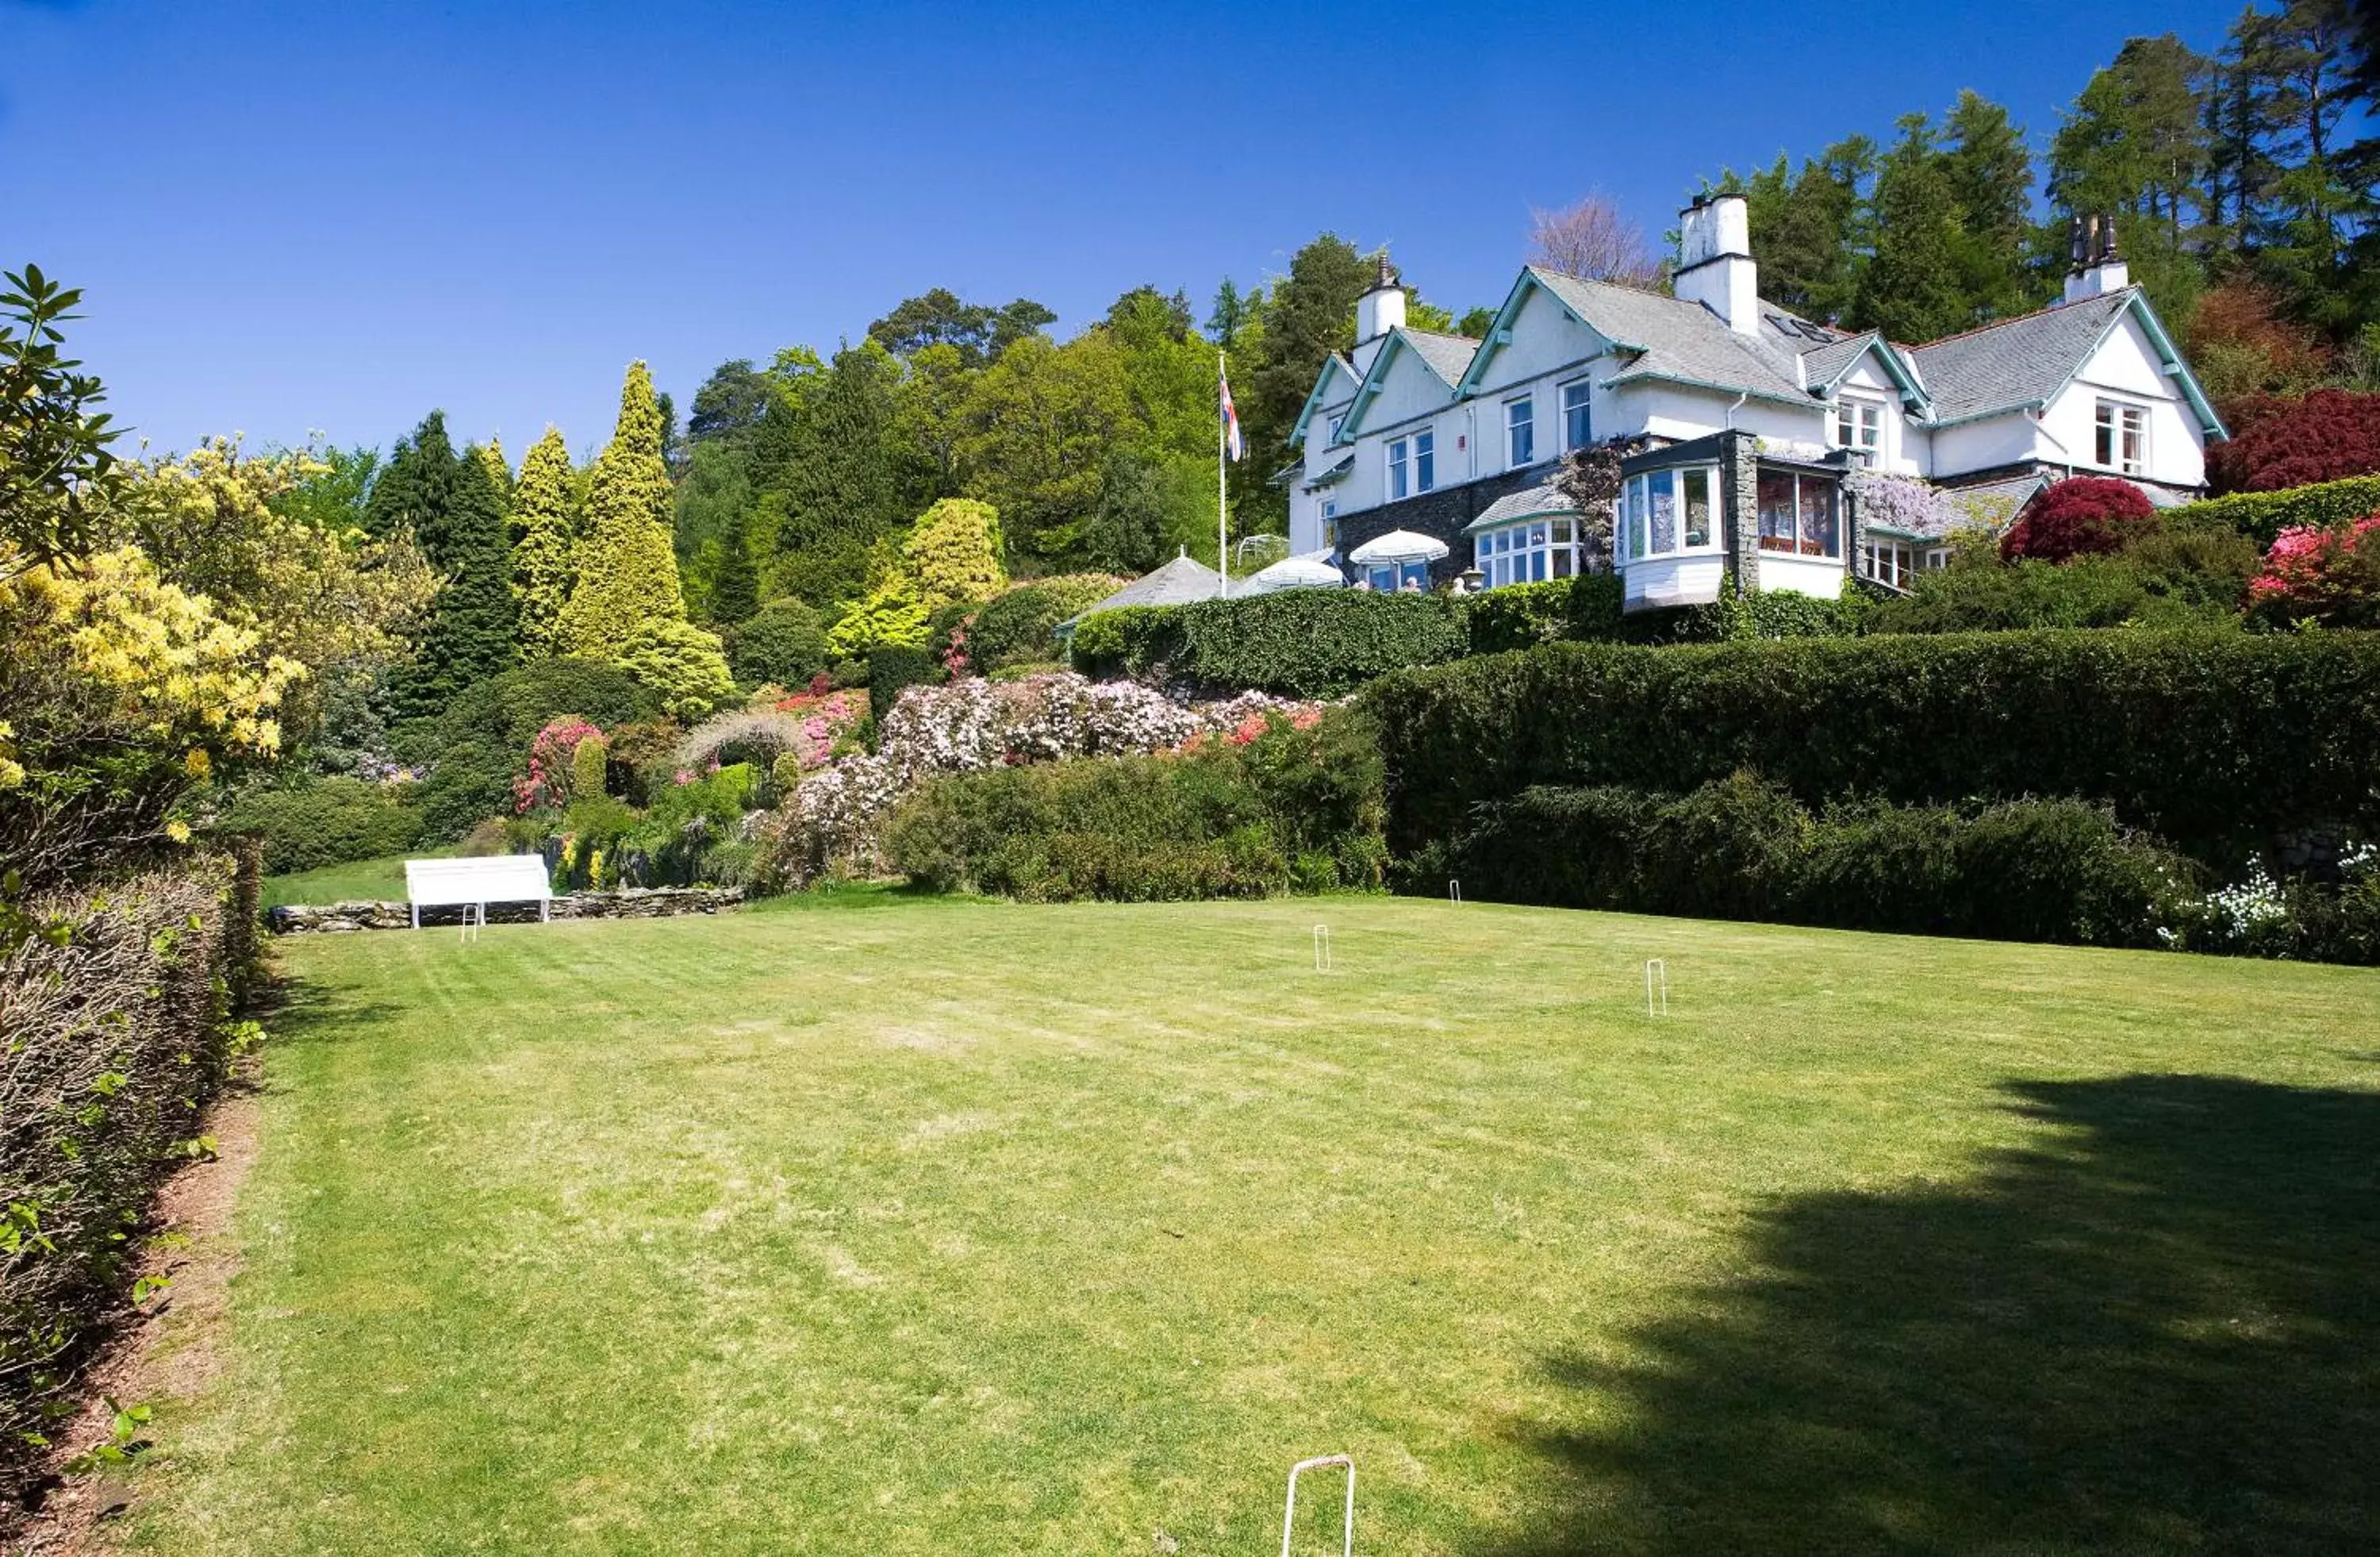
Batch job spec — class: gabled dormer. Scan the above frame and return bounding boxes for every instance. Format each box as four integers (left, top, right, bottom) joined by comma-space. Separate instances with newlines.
1289, 352, 1362, 448
1332, 326, 1477, 446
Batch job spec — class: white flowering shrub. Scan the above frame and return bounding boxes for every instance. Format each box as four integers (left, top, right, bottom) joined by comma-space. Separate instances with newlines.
753, 672, 1323, 889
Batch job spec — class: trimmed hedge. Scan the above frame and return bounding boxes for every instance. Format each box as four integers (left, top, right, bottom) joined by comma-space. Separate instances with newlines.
1363, 630, 2380, 860
2, 862, 253, 1499
1441, 777, 2185, 948
1466, 575, 1625, 653
2166, 474, 2380, 547
1072, 590, 1468, 697
883, 709, 1386, 901
223, 776, 425, 875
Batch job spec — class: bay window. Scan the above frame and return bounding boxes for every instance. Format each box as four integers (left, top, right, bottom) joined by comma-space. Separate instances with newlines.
2095, 399, 2147, 475
1619, 467, 1719, 562
1472, 517, 1582, 587
1755, 469, 1841, 559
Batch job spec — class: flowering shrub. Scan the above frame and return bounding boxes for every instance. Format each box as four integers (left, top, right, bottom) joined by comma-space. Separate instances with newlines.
2157, 845, 2380, 963
2000, 477, 2158, 563
751, 672, 1328, 890
2247, 513, 2380, 629
1844, 468, 1960, 538
513, 718, 605, 813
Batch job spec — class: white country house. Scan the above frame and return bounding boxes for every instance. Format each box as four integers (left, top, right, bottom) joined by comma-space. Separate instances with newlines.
1285, 196, 2225, 608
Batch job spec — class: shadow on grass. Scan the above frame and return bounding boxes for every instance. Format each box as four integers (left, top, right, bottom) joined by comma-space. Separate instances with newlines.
255, 975, 409, 1051
1488, 1074, 2380, 1555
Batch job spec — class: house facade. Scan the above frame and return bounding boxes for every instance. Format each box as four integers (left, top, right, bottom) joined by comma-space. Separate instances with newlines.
1286, 197, 2225, 608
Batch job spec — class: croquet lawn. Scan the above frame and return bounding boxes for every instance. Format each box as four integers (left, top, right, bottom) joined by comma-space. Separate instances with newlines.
113, 894, 2380, 1554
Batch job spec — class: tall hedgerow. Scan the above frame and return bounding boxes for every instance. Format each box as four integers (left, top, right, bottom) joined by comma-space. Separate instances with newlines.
560, 362, 686, 658
512, 427, 580, 658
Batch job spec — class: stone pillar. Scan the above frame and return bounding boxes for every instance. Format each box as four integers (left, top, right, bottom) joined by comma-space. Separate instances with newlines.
1718, 429, 1761, 597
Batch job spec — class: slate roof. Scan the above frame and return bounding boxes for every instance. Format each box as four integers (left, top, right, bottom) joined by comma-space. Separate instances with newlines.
1464, 478, 1579, 534
1527, 268, 1810, 403
1062, 552, 1226, 625
1399, 328, 1480, 386
1797, 332, 1881, 390
1907, 290, 2134, 422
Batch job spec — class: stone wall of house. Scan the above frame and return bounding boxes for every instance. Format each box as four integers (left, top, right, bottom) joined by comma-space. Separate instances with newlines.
1334, 465, 1551, 587
267, 886, 745, 935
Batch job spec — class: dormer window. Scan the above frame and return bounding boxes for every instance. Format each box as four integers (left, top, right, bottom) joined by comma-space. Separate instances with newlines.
1830, 398, 1883, 454
2095, 399, 2147, 475
1327, 412, 1345, 443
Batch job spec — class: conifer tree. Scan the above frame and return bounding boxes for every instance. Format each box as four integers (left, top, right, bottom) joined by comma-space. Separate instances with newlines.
393, 442, 518, 714
709, 524, 760, 625
510, 426, 580, 658
559, 362, 687, 659
363, 409, 462, 550
478, 436, 513, 505
1852, 117, 1971, 342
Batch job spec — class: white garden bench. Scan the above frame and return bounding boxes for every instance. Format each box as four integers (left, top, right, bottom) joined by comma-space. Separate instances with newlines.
404, 855, 552, 936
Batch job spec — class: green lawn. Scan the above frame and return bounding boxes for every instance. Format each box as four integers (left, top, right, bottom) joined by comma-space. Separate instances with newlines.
259, 852, 445, 908
122, 897, 2380, 1555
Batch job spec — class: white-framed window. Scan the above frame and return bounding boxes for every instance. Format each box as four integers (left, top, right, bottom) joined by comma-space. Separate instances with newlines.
1560, 380, 1592, 451
1387, 438, 1409, 500
1506, 396, 1535, 467
1326, 412, 1345, 443
1619, 467, 1720, 562
1414, 429, 1435, 492
1921, 545, 1952, 571
1364, 560, 1430, 592
1473, 516, 1583, 587
1831, 397, 1883, 454
1860, 540, 1918, 589
1756, 468, 1842, 559
2095, 398, 2147, 475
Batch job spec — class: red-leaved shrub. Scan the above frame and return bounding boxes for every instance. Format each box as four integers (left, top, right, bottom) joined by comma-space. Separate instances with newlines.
2207, 389, 2380, 495
2248, 513, 2380, 629
2001, 477, 2159, 563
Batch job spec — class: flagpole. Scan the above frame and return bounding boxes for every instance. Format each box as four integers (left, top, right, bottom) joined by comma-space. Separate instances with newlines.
1218, 350, 1228, 599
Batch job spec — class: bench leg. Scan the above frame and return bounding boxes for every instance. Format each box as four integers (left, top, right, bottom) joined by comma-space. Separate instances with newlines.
411, 903, 420, 930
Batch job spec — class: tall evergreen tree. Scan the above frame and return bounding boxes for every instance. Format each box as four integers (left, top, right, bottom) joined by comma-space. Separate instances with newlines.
394, 443, 518, 714
362, 409, 461, 549
559, 362, 687, 659
1941, 91, 2043, 319
1729, 138, 1875, 321
2051, 35, 2212, 326
1242, 234, 1373, 532
754, 340, 919, 605
1852, 117, 1971, 342
708, 523, 760, 625
477, 436, 513, 505
510, 426, 579, 658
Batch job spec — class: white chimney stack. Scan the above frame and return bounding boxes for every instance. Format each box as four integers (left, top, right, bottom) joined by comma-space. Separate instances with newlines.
1675, 194, 1759, 335
2063, 212, 2129, 304
1356, 252, 1406, 344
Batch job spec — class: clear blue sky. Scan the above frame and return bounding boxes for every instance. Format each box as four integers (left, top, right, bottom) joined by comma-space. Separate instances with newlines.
2, 0, 2247, 460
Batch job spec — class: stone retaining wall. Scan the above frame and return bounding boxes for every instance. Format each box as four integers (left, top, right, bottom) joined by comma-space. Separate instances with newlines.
267, 886, 744, 934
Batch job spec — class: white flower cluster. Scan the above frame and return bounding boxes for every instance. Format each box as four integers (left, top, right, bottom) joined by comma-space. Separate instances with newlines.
2155, 856, 2294, 952
757, 673, 1319, 887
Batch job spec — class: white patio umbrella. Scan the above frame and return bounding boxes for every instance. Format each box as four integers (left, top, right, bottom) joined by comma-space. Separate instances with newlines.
1246, 556, 1346, 593
1346, 529, 1451, 566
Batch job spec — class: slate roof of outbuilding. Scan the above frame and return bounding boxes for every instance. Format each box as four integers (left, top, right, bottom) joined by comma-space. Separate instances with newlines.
1906, 290, 2135, 422
1063, 552, 1226, 624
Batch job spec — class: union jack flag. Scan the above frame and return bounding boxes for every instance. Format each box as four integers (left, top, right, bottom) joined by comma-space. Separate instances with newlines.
1219, 367, 1245, 462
